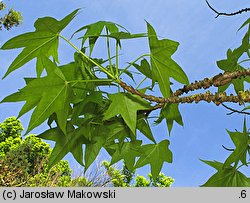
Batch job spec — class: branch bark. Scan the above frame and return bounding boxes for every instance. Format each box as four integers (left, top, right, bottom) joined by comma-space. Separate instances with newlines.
206, 0, 250, 18
119, 69, 250, 109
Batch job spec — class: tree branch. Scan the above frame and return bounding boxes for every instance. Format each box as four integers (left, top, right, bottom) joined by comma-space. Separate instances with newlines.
206, 0, 250, 18
173, 69, 250, 97
221, 103, 250, 115
119, 69, 250, 107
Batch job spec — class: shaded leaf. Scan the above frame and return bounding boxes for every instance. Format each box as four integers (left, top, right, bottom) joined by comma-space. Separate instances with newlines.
38, 125, 89, 169
109, 140, 143, 171
162, 103, 183, 134
84, 125, 111, 170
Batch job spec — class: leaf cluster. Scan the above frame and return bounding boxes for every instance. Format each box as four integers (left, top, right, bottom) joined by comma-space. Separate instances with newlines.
1, 9, 250, 185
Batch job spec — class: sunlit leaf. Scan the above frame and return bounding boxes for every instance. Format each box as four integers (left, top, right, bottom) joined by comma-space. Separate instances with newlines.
1, 59, 72, 134
1, 9, 79, 78
147, 22, 189, 97
73, 21, 127, 55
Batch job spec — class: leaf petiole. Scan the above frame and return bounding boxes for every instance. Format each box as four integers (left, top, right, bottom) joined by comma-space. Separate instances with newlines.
59, 34, 117, 80
119, 54, 150, 77
136, 76, 147, 89
106, 28, 114, 75
116, 41, 119, 77
68, 79, 113, 84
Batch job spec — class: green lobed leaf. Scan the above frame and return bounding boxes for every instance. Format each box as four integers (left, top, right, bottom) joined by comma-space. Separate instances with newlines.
1, 9, 79, 78
104, 118, 134, 146
147, 22, 189, 97
103, 92, 151, 134
38, 125, 89, 169
216, 32, 250, 93
73, 21, 128, 55
137, 116, 156, 143
84, 125, 110, 170
202, 167, 250, 187
224, 119, 249, 167
132, 58, 152, 79
109, 140, 143, 171
135, 139, 172, 180
200, 159, 224, 171
1, 59, 72, 134
161, 103, 183, 135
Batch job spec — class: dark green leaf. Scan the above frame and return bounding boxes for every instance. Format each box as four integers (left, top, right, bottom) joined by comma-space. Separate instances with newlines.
38, 125, 89, 169
109, 140, 143, 171
161, 103, 183, 134
84, 125, 110, 170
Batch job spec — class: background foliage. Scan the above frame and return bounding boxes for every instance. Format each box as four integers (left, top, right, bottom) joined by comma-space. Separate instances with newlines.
0, 1, 22, 30
0, 117, 173, 187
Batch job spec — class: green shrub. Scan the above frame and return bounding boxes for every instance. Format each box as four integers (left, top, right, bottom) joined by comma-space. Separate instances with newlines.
0, 117, 174, 187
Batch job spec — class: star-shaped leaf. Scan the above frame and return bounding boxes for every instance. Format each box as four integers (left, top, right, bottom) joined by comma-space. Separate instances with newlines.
217, 33, 250, 93
84, 125, 110, 170
103, 92, 151, 134
1, 58, 72, 134
137, 116, 156, 143
108, 140, 143, 171
135, 139, 172, 180
158, 103, 183, 135
73, 21, 127, 55
1, 9, 79, 78
224, 119, 250, 167
201, 160, 250, 187
132, 58, 152, 79
38, 125, 89, 169
147, 22, 189, 97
